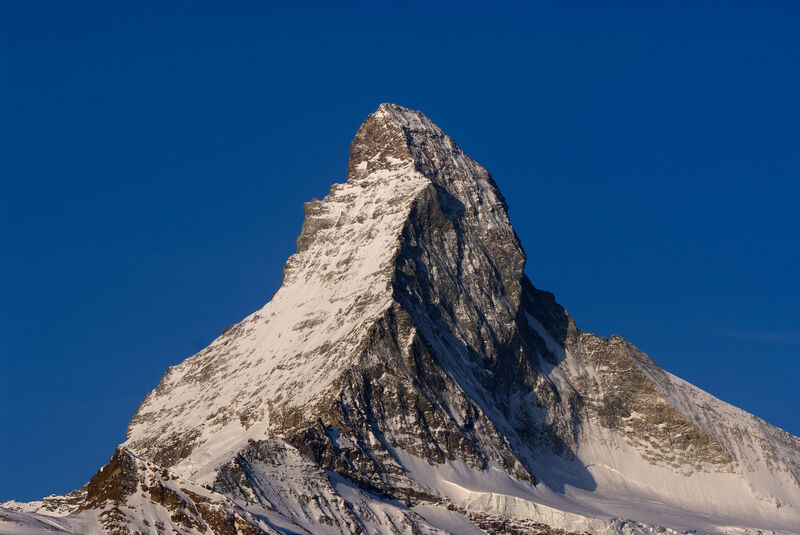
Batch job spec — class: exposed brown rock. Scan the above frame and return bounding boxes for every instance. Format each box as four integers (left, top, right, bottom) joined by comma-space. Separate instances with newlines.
81, 448, 139, 510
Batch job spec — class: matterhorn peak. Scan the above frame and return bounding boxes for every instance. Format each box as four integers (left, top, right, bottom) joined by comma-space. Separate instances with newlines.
124, 104, 529, 474
7, 105, 800, 535
121, 106, 800, 535
346, 102, 445, 179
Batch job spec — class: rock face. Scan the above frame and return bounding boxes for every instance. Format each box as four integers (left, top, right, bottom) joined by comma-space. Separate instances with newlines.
3, 104, 800, 535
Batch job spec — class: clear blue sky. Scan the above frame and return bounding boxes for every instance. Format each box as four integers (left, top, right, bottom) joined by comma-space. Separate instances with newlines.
1, 1, 798, 501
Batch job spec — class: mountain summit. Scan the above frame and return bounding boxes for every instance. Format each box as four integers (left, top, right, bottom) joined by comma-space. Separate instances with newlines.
3, 104, 800, 535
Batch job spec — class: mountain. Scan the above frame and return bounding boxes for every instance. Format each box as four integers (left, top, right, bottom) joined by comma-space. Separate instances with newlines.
3, 103, 799, 535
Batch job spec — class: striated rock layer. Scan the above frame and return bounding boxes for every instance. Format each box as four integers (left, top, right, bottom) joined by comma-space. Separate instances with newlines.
3, 104, 799, 535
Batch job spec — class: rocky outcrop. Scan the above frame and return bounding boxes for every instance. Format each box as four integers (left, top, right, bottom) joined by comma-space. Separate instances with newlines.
0, 488, 87, 518
76, 448, 272, 535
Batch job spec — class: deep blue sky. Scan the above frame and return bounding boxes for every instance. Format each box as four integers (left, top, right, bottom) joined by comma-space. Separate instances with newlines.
1, 1, 798, 501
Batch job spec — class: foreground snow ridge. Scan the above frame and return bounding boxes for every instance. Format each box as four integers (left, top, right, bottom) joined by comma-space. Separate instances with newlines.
3, 103, 799, 535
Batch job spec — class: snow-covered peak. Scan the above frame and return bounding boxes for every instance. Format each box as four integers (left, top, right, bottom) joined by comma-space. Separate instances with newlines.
123, 104, 517, 473
107, 104, 800, 535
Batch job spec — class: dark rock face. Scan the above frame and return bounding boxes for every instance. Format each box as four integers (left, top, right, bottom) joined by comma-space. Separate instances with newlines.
574, 334, 733, 469
348, 105, 415, 179
464, 511, 590, 535
81, 448, 140, 510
